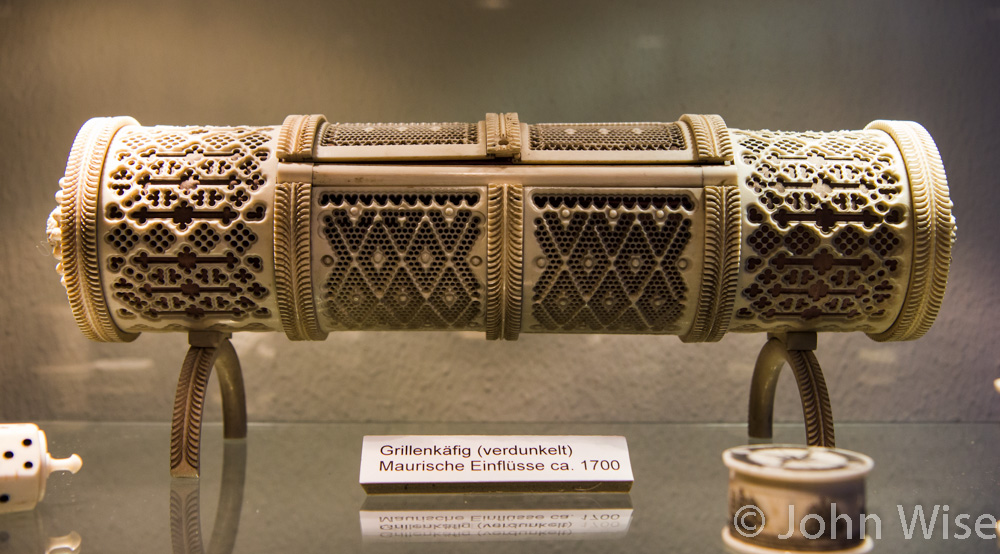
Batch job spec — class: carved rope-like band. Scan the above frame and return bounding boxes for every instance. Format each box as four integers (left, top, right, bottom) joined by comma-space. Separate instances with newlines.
682, 184, 741, 342
274, 182, 327, 341
486, 183, 524, 340
709, 184, 741, 341
277, 114, 327, 162
171, 345, 215, 475
59, 116, 139, 342
680, 114, 734, 162
865, 120, 955, 342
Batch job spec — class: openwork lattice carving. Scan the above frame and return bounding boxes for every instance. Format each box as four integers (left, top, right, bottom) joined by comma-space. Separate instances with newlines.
528, 122, 686, 152
314, 191, 487, 331
527, 193, 696, 333
48, 113, 956, 484
321, 122, 479, 147
731, 128, 913, 333
49, 113, 953, 344
98, 124, 278, 332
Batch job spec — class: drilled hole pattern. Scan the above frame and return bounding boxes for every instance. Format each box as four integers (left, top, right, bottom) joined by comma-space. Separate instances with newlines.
316, 192, 485, 330
106, 223, 139, 254
529, 194, 694, 333
528, 123, 686, 151
0, 429, 41, 506
100, 126, 276, 330
747, 224, 781, 257
321, 122, 480, 147
833, 226, 866, 256
141, 223, 176, 253
869, 226, 901, 258
732, 129, 910, 331
188, 223, 220, 253
224, 222, 258, 253
784, 225, 819, 256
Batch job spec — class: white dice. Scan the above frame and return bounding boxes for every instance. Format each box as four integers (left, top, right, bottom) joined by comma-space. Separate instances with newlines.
0, 424, 81, 514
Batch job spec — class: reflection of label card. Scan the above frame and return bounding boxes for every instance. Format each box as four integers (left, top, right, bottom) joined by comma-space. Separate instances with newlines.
360, 508, 633, 541
360, 436, 633, 493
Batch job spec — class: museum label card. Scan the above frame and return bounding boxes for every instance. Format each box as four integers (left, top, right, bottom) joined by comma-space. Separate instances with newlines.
360, 435, 633, 493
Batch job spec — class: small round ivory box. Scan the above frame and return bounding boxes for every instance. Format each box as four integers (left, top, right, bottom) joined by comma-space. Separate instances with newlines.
723, 444, 874, 553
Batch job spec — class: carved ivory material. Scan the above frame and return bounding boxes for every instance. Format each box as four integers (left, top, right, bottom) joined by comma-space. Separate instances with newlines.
46, 113, 955, 474
47, 113, 954, 344
723, 444, 875, 553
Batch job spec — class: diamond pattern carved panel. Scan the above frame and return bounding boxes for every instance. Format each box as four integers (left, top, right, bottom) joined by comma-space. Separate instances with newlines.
523, 190, 703, 334
312, 190, 488, 331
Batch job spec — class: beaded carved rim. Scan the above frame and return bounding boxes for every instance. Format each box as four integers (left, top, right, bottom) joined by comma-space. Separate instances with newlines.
273, 182, 327, 341
59, 116, 140, 342
864, 120, 955, 342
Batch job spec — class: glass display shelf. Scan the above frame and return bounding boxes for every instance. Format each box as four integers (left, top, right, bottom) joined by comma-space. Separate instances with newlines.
3, 422, 997, 553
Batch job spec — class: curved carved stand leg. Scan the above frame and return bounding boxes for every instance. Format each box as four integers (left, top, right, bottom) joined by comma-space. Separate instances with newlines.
170, 440, 247, 554
748, 332, 836, 447
171, 331, 248, 479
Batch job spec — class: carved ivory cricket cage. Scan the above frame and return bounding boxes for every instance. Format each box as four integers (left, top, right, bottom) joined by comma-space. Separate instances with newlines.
46, 113, 954, 477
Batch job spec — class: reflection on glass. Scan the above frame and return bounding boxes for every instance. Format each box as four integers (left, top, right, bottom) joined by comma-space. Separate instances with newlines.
360, 493, 632, 542
168, 441, 246, 554
0, 509, 80, 553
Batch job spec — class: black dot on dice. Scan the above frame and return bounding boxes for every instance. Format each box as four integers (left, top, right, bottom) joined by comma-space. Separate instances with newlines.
0, 495, 8, 503
23, 462, 32, 469
2, 452, 11, 459
21, 439, 31, 447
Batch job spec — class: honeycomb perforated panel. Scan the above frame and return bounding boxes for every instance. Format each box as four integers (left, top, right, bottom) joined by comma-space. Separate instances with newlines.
522, 189, 703, 334
311, 190, 488, 331
528, 123, 686, 152
321, 122, 480, 147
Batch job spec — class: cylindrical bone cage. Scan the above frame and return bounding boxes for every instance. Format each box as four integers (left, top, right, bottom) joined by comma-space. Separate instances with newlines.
47, 113, 954, 343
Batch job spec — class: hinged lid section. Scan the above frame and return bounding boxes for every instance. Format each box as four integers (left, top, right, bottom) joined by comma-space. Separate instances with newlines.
278, 114, 487, 162
519, 114, 732, 164
277, 113, 732, 164
316, 120, 487, 161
